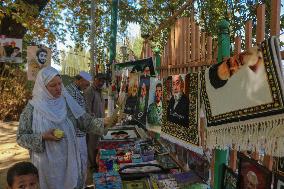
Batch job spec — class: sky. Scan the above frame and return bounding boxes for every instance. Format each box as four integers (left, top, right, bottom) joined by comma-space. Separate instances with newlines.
53, 2, 284, 69
52, 22, 140, 70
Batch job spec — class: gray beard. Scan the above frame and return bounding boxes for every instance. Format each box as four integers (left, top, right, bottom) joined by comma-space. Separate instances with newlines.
173, 92, 182, 101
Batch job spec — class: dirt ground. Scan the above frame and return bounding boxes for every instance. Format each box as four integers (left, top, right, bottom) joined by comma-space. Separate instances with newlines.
0, 121, 29, 189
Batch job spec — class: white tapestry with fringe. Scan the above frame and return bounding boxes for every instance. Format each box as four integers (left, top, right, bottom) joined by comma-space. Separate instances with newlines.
201, 36, 284, 156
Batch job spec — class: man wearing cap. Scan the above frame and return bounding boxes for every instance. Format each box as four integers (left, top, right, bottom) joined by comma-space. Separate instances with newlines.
84, 73, 106, 172
66, 71, 92, 186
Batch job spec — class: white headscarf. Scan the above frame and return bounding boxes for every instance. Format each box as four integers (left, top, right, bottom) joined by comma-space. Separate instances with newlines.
30, 66, 85, 123
29, 67, 83, 189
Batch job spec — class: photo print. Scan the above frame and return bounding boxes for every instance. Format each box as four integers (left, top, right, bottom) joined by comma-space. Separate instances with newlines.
27, 46, 51, 80
102, 129, 138, 141
147, 77, 163, 127
124, 73, 139, 115
238, 153, 272, 189
134, 73, 150, 126
0, 36, 22, 63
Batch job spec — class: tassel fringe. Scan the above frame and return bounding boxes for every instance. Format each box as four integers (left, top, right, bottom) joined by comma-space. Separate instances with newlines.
161, 132, 203, 155
205, 114, 284, 157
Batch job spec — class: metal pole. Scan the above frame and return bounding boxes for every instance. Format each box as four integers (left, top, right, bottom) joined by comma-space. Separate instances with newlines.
153, 47, 160, 76
108, 0, 119, 76
213, 19, 230, 189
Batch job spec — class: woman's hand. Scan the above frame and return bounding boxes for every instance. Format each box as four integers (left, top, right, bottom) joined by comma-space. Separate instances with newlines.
42, 129, 62, 141
104, 115, 118, 129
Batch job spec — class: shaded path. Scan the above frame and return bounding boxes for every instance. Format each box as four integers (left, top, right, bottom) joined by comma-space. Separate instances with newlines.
0, 121, 29, 188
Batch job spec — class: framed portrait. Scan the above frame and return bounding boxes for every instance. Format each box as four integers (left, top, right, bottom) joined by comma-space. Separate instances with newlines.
273, 173, 284, 189
100, 126, 140, 141
277, 157, 284, 176
161, 73, 200, 148
221, 164, 238, 189
238, 153, 272, 189
122, 179, 150, 189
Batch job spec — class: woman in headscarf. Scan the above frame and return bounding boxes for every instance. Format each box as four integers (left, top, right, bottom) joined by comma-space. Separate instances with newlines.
17, 67, 119, 189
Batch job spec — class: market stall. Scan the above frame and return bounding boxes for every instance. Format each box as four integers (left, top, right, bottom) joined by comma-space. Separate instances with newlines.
94, 124, 209, 188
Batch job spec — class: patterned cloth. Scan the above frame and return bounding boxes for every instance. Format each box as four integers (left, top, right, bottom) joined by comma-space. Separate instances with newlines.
147, 102, 162, 125
17, 103, 104, 189
66, 82, 87, 137
161, 73, 200, 151
201, 37, 284, 156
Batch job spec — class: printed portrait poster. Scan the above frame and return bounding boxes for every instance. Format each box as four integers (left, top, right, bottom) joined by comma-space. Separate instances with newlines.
147, 77, 162, 127
124, 73, 139, 115
238, 153, 272, 189
161, 73, 201, 149
133, 73, 151, 126
166, 74, 189, 127
27, 46, 51, 81
0, 36, 23, 63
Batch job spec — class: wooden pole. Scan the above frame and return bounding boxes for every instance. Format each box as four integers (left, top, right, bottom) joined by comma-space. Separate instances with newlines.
234, 36, 241, 55
191, 21, 196, 65
201, 32, 206, 64
245, 20, 252, 50
256, 4, 265, 44
195, 24, 200, 64
270, 0, 280, 36
145, 0, 193, 42
185, 18, 190, 66
207, 36, 212, 64
171, 25, 175, 67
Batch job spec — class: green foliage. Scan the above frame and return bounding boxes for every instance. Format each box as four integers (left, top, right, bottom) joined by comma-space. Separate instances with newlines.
61, 48, 90, 75
0, 63, 32, 121
1, 0, 283, 65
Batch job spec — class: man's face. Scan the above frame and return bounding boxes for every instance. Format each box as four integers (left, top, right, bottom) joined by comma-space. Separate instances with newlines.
245, 172, 258, 189
77, 78, 90, 91
131, 83, 138, 96
172, 75, 182, 94
141, 83, 147, 97
14, 48, 20, 54
155, 86, 162, 103
37, 51, 47, 65
10, 174, 39, 189
93, 78, 105, 89
143, 66, 150, 76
